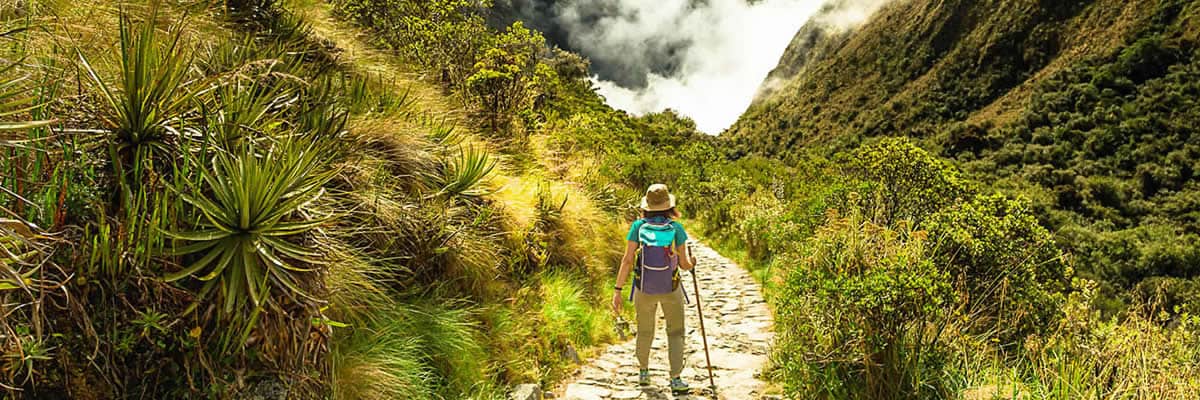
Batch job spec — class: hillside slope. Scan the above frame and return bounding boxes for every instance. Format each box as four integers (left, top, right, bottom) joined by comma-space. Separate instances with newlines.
734, 0, 1193, 149
732, 0, 1200, 312
2, 1, 626, 398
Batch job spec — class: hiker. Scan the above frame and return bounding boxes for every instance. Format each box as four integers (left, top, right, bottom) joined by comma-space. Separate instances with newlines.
612, 183, 698, 393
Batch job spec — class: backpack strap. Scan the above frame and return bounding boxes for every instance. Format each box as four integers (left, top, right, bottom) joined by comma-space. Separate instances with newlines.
631, 218, 646, 302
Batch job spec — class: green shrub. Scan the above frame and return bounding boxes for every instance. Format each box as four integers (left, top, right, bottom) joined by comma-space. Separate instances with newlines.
1059, 223, 1200, 315
465, 22, 543, 135
329, 0, 491, 84
922, 193, 1068, 340
845, 137, 968, 224
730, 191, 799, 262
771, 209, 954, 399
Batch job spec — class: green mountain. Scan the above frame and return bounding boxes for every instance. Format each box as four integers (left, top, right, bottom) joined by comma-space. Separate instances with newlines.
733, 0, 1200, 312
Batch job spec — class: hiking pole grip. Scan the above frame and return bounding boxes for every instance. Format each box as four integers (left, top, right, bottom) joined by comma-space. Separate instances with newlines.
689, 245, 717, 391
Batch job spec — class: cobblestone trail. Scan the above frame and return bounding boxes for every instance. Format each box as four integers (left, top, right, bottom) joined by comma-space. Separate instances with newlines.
557, 240, 776, 400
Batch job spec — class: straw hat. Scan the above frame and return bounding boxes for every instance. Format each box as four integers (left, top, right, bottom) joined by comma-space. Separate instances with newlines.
639, 184, 676, 212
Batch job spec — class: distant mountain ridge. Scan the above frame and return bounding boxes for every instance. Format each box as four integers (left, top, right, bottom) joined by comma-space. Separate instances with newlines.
732, 0, 1196, 151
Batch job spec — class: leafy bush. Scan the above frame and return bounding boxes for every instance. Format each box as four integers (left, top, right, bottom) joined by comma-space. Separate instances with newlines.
923, 193, 1068, 339
466, 22, 543, 135
730, 190, 803, 262
1058, 223, 1200, 315
844, 137, 968, 224
772, 209, 954, 399
329, 0, 491, 84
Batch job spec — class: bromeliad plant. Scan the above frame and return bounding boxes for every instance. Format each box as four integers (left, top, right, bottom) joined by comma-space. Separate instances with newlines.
436, 145, 495, 198
79, 6, 194, 155
197, 79, 292, 149
165, 138, 337, 339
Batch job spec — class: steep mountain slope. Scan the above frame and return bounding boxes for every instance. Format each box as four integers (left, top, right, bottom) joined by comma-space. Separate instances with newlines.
734, 0, 1193, 150
733, 0, 1200, 311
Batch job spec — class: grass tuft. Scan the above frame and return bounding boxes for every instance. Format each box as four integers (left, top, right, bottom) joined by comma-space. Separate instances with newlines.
540, 271, 608, 348
331, 308, 436, 400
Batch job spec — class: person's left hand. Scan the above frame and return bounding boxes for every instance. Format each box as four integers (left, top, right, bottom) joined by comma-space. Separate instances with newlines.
611, 290, 623, 314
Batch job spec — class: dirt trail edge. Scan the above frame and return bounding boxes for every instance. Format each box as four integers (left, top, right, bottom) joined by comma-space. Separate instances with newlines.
557, 240, 777, 400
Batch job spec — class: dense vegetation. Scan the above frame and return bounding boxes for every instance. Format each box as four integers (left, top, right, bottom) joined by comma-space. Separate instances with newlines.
733, 0, 1200, 317
5, 0, 1199, 399
719, 0, 1200, 398
496, 0, 1200, 398
2, 0, 624, 398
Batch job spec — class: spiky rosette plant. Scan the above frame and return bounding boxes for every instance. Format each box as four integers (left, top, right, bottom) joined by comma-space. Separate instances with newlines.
79, 6, 193, 154
436, 145, 496, 198
165, 138, 337, 341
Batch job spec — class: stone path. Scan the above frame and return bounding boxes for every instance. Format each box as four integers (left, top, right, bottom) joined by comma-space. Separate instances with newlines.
557, 241, 777, 400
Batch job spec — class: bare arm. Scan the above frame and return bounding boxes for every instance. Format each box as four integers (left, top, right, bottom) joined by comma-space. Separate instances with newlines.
676, 243, 696, 271
615, 240, 639, 289
612, 240, 639, 313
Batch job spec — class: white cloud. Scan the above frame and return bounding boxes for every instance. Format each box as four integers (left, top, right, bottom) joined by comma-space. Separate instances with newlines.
565, 0, 824, 134
550, 0, 890, 134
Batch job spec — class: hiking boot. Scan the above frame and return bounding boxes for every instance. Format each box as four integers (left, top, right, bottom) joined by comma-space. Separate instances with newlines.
638, 369, 651, 386
669, 377, 690, 394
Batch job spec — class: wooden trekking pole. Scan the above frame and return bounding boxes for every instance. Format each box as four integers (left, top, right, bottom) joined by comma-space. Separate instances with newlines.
687, 243, 717, 392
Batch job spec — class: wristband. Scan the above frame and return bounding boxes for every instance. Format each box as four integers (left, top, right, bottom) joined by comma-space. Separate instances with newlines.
614, 286, 623, 291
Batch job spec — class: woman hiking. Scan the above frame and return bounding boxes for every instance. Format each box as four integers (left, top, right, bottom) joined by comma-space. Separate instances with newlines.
612, 183, 698, 393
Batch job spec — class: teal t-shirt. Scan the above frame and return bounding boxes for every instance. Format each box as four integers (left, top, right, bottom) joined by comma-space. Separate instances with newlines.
626, 218, 688, 246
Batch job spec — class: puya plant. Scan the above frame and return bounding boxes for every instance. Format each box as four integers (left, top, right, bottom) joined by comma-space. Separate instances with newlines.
164, 138, 337, 343
195, 78, 293, 150
435, 145, 496, 198
79, 5, 194, 157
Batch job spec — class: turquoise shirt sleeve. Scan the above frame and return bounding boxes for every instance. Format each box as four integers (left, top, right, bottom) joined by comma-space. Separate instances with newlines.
672, 222, 688, 245
625, 220, 644, 242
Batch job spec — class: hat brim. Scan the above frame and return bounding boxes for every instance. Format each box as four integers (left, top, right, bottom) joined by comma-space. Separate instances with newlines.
639, 194, 676, 212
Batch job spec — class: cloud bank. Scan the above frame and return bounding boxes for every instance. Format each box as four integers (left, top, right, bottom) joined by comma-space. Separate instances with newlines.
501, 0, 889, 134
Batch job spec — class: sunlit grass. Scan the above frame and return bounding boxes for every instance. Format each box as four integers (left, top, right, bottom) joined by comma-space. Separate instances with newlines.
540, 271, 610, 348
331, 304, 436, 400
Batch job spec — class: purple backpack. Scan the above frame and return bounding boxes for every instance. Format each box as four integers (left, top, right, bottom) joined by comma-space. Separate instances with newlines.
632, 218, 680, 296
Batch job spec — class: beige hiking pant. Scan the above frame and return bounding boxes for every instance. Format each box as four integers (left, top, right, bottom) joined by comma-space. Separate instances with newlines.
634, 286, 686, 378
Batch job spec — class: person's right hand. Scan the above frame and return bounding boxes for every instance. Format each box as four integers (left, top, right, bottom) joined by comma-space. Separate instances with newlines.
611, 290, 623, 314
